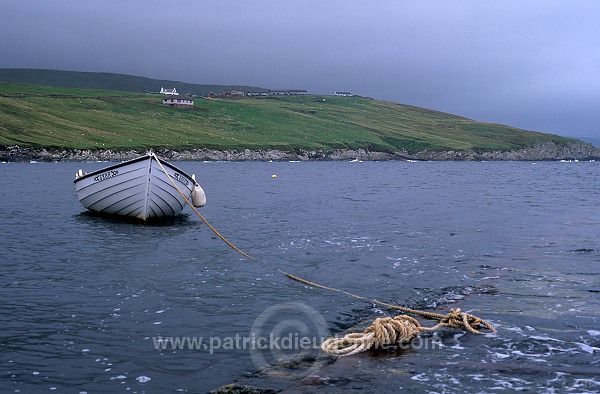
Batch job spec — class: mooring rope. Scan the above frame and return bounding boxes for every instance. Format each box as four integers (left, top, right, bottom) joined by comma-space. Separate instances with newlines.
154, 153, 496, 357
280, 269, 496, 356
320, 309, 494, 356
152, 153, 255, 260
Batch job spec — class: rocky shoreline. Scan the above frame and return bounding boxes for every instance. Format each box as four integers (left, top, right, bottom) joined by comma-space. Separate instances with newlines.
1, 140, 599, 162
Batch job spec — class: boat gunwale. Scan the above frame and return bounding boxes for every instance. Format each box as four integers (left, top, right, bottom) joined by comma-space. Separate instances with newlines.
73, 155, 196, 186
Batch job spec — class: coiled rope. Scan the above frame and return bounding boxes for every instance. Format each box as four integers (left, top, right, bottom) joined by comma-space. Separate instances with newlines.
156, 154, 495, 356
321, 315, 423, 356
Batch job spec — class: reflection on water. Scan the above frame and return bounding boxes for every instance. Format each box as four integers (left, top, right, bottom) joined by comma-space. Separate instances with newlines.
75, 210, 189, 225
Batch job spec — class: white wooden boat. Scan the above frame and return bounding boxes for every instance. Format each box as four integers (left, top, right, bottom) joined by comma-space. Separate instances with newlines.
74, 153, 206, 222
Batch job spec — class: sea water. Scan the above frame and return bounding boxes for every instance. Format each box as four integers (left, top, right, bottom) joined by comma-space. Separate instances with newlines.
1, 160, 599, 393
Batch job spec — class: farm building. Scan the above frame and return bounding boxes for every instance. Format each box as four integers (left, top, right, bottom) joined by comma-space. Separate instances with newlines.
269, 89, 307, 95
162, 96, 194, 108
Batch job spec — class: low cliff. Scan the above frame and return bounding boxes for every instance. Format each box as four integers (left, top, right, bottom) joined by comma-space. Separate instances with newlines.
2, 140, 598, 163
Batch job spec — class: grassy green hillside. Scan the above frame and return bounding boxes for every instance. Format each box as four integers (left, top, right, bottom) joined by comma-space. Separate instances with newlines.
0, 82, 572, 153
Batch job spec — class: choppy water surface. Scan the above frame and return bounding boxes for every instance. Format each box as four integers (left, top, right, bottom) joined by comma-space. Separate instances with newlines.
1, 160, 599, 393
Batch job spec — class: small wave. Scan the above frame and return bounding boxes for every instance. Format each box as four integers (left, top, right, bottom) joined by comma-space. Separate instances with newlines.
407, 284, 499, 309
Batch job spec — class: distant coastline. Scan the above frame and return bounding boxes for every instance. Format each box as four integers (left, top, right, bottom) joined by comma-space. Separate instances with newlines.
2, 140, 599, 162
1, 72, 593, 161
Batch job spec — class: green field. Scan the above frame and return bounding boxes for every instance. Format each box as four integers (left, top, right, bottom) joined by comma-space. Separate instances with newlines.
0, 82, 572, 153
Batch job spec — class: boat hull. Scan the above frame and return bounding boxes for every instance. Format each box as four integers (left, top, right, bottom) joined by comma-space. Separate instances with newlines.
74, 155, 197, 221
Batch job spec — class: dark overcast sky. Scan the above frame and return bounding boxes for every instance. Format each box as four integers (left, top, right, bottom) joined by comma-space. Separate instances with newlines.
2, 0, 599, 138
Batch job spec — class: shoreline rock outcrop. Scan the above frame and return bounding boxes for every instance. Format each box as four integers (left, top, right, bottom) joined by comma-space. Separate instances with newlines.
1, 140, 599, 162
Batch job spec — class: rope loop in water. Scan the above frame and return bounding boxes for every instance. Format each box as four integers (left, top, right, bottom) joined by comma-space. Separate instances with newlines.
429, 307, 496, 335
322, 315, 423, 356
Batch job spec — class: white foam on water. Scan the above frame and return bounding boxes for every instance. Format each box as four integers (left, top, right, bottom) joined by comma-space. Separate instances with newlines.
528, 335, 565, 343
575, 342, 600, 354
410, 373, 429, 381
491, 352, 510, 359
571, 378, 600, 390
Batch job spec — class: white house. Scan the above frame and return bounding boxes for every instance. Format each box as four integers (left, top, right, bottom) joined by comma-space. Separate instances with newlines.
162, 96, 194, 108
230, 89, 245, 96
334, 91, 352, 97
268, 89, 307, 96
246, 91, 269, 96
160, 87, 179, 96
